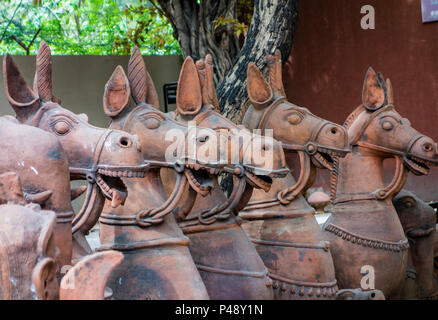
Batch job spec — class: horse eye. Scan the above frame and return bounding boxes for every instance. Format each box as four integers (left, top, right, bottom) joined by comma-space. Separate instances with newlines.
287, 113, 303, 125
53, 121, 70, 135
423, 143, 433, 152
404, 201, 414, 208
144, 118, 161, 129
382, 121, 394, 131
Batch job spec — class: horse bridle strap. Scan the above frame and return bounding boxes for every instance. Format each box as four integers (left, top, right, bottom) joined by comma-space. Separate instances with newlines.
70, 129, 114, 233
121, 104, 147, 132
257, 97, 286, 133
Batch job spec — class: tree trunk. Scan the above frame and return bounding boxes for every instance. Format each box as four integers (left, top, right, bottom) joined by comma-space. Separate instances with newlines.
218, 0, 299, 122
156, 0, 241, 84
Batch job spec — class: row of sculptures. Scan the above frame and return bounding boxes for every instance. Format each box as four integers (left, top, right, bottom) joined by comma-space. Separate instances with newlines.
0, 41, 437, 300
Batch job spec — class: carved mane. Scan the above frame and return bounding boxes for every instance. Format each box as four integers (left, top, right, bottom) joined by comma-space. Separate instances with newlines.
330, 105, 365, 202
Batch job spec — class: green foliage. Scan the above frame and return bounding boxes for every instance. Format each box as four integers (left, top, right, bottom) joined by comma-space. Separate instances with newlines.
0, 0, 181, 55
212, 0, 253, 37
213, 17, 248, 37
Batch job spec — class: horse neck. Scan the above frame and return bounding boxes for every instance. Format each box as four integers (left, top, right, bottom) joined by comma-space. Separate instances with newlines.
250, 172, 311, 206
188, 176, 228, 215
101, 168, 185, 240
335, 146, 387, 200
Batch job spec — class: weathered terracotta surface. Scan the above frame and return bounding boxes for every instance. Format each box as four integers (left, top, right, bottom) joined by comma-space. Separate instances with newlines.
98, 47, 248, 299
60, 251, 123, 300
238, 51, 350, 300
3, 42, 148, 260
0, 172, 121, 300
324, 68, 438, 298
165, 55, 288, 299
0, 172, 59, 300
0, 117, 73, 268
393, 190, 438, 299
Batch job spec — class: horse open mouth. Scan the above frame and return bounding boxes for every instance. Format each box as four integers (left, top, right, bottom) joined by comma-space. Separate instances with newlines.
312, 147, 349, 170
244, 167, 288, 192
404, 155, 433, 176
245, 171, 273, 192
96, 165, 148, 208
185, 162, 215, 196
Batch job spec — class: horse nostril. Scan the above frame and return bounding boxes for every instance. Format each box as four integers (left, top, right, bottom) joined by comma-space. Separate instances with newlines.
199, 135, 209, 143
117, 136, 132, 148
330, 127, 338, 135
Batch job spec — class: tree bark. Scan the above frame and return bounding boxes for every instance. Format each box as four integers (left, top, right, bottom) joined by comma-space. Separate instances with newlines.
218, 0, 299, 122
156, 0, 241, 84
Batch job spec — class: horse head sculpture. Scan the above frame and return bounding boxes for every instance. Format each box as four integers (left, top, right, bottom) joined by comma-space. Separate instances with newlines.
0, 117, 74, 268
324, 67, 438, 298
163, 53, 289, 299
239, 50, 350, 220
97, 47, 251, 300
172, 56, 288, 193
3, 42, 148, 245
234, 51, 350, 300
393, 190, 438, 299
241, 51, 349, 175
331, 68, 438, 204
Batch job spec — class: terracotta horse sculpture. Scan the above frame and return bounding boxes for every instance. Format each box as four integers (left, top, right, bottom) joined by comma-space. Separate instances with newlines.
0, 171, 123, 300
165, 54, 289, 299
238, 51, 350, 300
393, 190, 438, 299
0, 116, 74, 269
3, 42, 148, 259
324, 68, 438, 298
0, 172, 59, 300
98, 48, 252, 299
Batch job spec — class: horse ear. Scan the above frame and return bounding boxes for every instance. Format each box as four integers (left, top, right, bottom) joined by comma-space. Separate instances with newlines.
195, 58, 210, 107
362, 67, 385, 111
103, 66, 130, 117
247, 62, 273, 110
144, 65, 159, 108
176, 57, 202, 116
3, 54, 40, 123
35, 41, 53, 102
32, 71, 61, 105
32, 257, 57, 300
205, 54, 220, 111
267, 49, 286, 97
386, 78, 394, 105
128, 46, 159, 108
